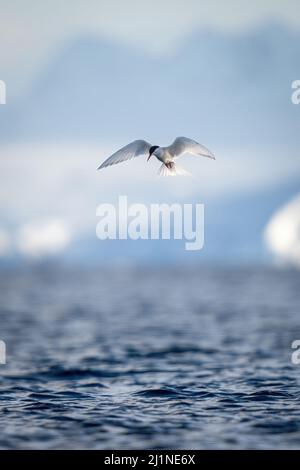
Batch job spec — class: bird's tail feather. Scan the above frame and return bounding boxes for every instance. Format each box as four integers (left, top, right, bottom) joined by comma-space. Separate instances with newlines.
158, 163, 191, 177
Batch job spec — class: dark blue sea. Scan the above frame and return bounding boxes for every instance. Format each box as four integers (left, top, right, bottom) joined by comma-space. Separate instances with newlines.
0, 266, 300, 449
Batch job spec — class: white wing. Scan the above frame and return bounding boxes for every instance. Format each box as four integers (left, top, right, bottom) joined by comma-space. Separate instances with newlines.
168, 137, 215, 160
98, 140, 152, 169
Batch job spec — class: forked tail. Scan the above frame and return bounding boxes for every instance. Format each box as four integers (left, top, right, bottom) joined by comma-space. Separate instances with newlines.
158, 162, 191, 177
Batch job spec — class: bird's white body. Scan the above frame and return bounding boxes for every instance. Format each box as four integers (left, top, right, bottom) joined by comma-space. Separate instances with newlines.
153, 147, 172, 163
98, 136, 215, 176
151, 147, 189, 176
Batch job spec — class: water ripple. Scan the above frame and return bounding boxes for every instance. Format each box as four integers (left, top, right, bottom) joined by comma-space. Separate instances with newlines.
0, 267, 300, 449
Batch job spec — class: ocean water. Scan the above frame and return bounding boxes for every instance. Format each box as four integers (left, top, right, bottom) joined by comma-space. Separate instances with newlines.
0, 266, 300, 449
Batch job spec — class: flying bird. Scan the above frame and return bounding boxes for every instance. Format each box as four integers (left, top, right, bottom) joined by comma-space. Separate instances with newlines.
97, 137, 215, 176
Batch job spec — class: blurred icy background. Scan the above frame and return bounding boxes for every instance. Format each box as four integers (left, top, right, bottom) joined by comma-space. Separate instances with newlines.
0, 0, 299, 268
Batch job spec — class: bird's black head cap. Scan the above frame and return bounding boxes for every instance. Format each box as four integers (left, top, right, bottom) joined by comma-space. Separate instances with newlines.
149, 145, 159, 156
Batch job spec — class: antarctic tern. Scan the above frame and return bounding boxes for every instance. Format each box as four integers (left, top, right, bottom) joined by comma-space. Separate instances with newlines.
98, 137, 215, 176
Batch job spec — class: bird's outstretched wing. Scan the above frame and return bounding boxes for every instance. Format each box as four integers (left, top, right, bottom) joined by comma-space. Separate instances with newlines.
98, 140, 152, 169
169, 137, 215, 160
